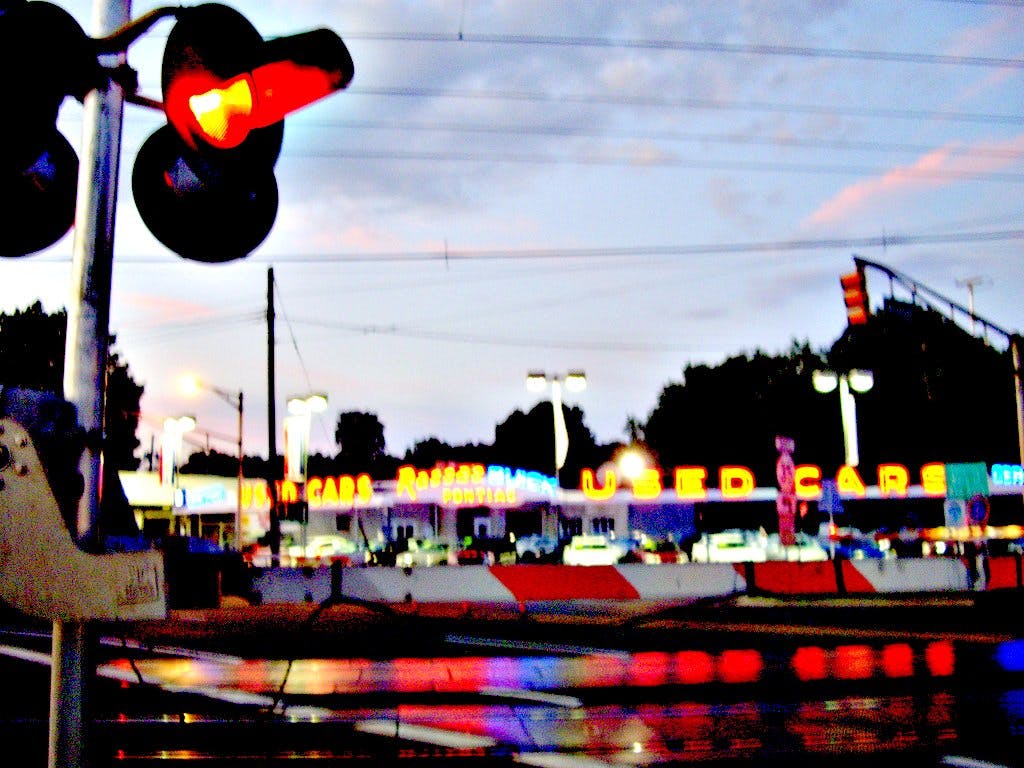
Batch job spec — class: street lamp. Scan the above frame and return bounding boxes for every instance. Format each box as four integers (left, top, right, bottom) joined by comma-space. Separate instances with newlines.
525, 370, 586, 485
160, 415, 196, 487
284, 394, 328, 557
813, 368, 873, 467
285, 393, 329, 481
180, 375, 244, 550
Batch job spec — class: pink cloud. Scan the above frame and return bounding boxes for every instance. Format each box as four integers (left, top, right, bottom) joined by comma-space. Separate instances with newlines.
806, 134, 1024, 226
118, 293, 215, 322
945, 14, 1014, 59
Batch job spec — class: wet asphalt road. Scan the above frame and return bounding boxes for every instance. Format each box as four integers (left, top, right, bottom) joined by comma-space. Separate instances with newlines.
1, 593, 1023, 766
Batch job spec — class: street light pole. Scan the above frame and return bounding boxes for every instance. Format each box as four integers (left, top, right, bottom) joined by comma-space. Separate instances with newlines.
209, 386, 244, 550
285, 394, 328, 557
180, 377, 244, 549
813, 369, 873, 467
526, 371, 586, 486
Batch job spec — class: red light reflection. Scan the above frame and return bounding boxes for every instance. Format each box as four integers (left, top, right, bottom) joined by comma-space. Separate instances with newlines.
925, 640, 955, 677
881, 643, 914, 678
834, 645, 874, 680
718, 649, 763, 684
792, 646, 828, 681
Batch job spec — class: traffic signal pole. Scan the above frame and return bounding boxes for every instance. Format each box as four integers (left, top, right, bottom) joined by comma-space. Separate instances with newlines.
855, 256, 1024, 484
52, 1, 130, 766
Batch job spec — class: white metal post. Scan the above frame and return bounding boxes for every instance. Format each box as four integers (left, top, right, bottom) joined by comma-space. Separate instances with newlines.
50, 2, 129, 766
838, 375, 860, 467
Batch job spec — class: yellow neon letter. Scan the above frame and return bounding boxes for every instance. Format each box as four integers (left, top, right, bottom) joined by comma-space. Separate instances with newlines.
396, 465, 418, 501
338, 476, 356, 504
794, 465, 822, 499
279, 480, 299, 504
674, 467, 708, 500
878, 463, 910, 497
306, 477, 323, 507
836, 465, 866, 497
632, 468, 663, 500
356, 474, 373, 502
581, 468, 616, 501
720, 466, 755, 499
921, 462, 947, 496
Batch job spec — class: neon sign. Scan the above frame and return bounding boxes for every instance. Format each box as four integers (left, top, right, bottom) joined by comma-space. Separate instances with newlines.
396, 463, 556, 505
242, 474, 372, 509
579, 462, 952, 502
307, 474, 372, 507
993, 463, 1024, 486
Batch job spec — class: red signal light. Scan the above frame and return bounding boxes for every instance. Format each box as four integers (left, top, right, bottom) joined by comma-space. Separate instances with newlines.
840, 269, 870, 325
165, 28, 353, 151
134, 4, 353, 262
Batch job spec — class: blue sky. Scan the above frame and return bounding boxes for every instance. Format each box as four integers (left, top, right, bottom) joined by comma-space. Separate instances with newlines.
3, 0, 1022, 462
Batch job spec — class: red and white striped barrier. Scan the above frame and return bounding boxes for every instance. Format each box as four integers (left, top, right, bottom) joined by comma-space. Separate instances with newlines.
251, 555, 1022, 605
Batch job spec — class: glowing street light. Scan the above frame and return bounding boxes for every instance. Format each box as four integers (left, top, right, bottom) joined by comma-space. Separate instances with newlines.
160, 415, 196, 486
614, 442, 655, 483
287, 392, 329, 416
285, 392, 328, 482
525, 371, 586, 485
814, 368, 873, 467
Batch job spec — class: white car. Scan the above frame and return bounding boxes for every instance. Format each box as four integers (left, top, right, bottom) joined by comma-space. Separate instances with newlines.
764, 532, 829, 561
304, 535, 360, 564
395, 538, 450, 568
562, 535, 626, 566
690, 529, 767, 563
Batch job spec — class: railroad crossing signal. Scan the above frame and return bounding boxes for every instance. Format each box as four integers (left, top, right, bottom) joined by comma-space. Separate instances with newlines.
132, 3, 354, 262
0, 1, 104, 256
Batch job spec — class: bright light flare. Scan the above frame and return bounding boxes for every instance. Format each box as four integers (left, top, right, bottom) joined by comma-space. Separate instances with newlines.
288, 393, 328, 415
188, 76, 254, 148
525, 372, 548, 392
164, 415, 196, 434
178, 374, 204, 399
848, 369, 874, 393
564, 370, 587, 392
812, 370, 838, 393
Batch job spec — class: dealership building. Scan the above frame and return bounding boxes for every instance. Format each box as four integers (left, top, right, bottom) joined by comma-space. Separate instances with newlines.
119, 459, 1024, 561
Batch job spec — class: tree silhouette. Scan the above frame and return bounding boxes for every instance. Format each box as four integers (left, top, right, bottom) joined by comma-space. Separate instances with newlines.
643, 341, 834, 482
333, 410, 399, 476
0, 302, 144, 535
831, 298, 1018, 471
0, 302, 142, 470
492, 401, 609, 487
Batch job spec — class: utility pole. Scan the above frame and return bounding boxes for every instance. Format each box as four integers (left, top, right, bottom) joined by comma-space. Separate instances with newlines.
956, 276, 986, 335
267, 267, 279, 563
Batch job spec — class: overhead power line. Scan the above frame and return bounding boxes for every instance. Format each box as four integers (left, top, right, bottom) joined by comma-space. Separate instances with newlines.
288, 316, 699, 353
293, 145, 1024, 183
299, 118, 1024, 162
60, 228, 1024, 266
348, 85, 1024, 126
245, 228, 1024, 264
345, 31, 1024, 69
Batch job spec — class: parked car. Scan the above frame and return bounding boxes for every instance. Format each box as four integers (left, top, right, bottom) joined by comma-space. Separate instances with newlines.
641, 539, 688, 564
562, 534, 627, 566
303, 535, 360, 566
514, 534, 562, 563
455, 536, 517, 565
395, 538, 450, 568
690, 529, 767, 563
764, 532, 829, 562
